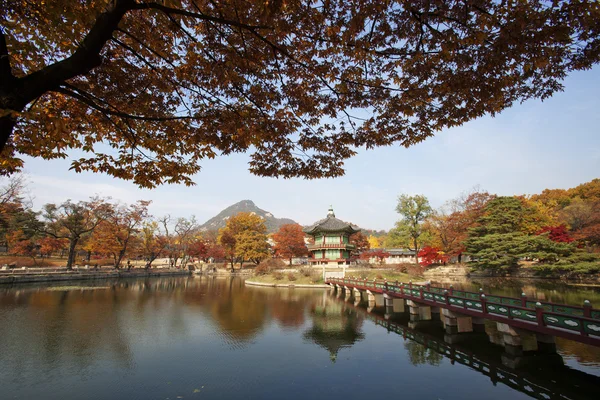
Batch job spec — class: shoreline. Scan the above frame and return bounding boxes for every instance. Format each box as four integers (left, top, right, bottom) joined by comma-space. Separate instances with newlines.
245, 280, 330, 289
0, 269, 191, 285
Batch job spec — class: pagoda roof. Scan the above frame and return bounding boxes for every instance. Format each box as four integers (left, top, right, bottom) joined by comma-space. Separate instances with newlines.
303, 215, 361, 235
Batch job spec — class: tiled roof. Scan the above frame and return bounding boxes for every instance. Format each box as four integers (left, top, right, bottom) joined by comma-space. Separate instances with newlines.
303, 216, 361, 234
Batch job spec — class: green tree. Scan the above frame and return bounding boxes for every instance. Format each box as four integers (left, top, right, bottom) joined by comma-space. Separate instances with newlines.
393, 194, 432, 263
465, 232, 573, 271
465, 197, 574, 271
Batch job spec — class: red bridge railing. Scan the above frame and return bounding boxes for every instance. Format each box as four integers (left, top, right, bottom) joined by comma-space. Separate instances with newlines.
326, 278, 600, 345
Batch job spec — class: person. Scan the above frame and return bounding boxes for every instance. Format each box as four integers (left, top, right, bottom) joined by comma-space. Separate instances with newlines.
127, 260, 132, 271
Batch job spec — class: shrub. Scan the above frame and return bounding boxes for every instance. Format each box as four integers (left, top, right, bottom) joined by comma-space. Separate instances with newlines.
287, 272, 297, 281
255, 262, 271, 276
299, 267, 313, 277
259, 258, 286, 270
273, 271, 284, 280
376, 273, 383, 280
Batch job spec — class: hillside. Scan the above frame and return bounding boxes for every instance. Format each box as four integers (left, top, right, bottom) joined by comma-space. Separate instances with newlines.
199, 200, 298, 233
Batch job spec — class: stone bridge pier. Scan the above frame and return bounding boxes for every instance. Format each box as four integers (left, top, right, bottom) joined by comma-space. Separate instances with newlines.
487, 322, 560, 368
353, 288, 362, 306
407, 300, 432, 321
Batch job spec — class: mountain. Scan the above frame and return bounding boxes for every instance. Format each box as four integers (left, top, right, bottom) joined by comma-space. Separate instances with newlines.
199, 200, 298, 233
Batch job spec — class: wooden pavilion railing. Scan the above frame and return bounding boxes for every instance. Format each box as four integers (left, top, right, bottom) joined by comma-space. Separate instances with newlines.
326, 278, 600, 346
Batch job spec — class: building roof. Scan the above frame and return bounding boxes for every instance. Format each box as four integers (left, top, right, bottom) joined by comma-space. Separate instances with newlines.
303, 206, 361, 235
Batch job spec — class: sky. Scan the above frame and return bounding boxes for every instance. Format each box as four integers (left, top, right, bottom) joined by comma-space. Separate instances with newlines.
13, 67, 600, 231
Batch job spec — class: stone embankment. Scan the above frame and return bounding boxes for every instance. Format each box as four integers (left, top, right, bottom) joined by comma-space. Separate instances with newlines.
424, 264, 471, 278
245, 280, 330, 288
0, 267, 191, 285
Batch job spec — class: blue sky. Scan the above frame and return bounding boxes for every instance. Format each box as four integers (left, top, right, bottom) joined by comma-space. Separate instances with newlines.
15, 67, 600, 231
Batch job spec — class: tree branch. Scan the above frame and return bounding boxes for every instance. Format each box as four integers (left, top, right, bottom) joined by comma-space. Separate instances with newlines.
0, 28, 13, 81
131, 2, 271, 31
18, 0, 135, 102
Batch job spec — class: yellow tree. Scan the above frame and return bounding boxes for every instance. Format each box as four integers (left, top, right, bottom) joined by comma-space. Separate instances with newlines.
2, 1, 599, 185
218, 212, 268, 271
367, 235, 380, 249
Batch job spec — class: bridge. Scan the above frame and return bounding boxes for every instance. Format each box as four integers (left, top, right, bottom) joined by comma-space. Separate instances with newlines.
347, 302, 600, 400
326, 278, 600, 349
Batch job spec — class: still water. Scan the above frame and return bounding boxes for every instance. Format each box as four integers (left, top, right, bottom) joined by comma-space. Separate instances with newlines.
0, 276, 599, 400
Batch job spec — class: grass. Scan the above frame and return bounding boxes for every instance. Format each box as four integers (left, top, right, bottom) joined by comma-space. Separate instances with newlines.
249, 272, 324, 285
346, 269, 421, 283
249, 267, 422, 286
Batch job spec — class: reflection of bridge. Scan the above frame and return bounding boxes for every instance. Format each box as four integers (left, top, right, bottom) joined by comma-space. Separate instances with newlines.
352, 305, 600, 400
326, 278, 600, 349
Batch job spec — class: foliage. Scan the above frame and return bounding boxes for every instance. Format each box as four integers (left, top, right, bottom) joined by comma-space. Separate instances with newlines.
273, 272, 284, 281
272, 223, 308, 263
367, 235, 380, 249
218, 212, 268, 270
139, 221, 168, 266
287, 272, 297, 282
38, 236, 67, 257
235, 230, 270, 265
425, 189, 495, 259
85, 200, 149, 268
6, 229, 37, 263
3, 2, 600, 186
465, 232, 574, 271
362, 249, 390, 266
537, 225, 574, 243
254, 262, 271, 276
349, 231, 370, 256
392, 194, 432, 263
42, 197, 112, 269
418, 246, 449, 267
256, 258, 285, 277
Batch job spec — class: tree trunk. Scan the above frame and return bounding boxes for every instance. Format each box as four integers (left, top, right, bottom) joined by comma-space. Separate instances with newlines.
66, 238, 78, 270
413, 238, 419, 264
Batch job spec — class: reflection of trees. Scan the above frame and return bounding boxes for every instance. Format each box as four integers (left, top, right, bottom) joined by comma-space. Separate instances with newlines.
404, 341, 443, 366
0, 277, 200, 379
303, 294, 364, 362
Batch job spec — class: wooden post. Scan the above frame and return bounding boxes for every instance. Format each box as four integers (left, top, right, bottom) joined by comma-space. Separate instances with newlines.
426, 282, 431, 291
583, 300, 592, 318
521, 292, 527, 308
419, 286, 424, 300
449, 285, 454, 296
481, 294, 487, 315
409, 280, 413, 290
444, 290, 450, 306
536, 302, 545, 327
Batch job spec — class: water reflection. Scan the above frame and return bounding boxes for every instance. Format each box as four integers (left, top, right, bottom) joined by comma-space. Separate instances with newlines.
0, 277, 599, 400
303, 296, 364, 362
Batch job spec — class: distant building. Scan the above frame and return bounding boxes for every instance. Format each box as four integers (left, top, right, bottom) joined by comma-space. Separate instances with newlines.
364, 248, 419, 264
303, 206, 361, 266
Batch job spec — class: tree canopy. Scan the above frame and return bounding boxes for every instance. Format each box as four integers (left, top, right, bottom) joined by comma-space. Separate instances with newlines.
2, 1, 599, 186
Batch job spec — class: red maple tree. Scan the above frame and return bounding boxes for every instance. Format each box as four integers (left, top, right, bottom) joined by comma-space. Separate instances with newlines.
418, 246, 449, 266
537, 225, 574, 243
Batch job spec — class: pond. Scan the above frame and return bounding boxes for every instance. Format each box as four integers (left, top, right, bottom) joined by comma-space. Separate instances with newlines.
0, 276, 599, 400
